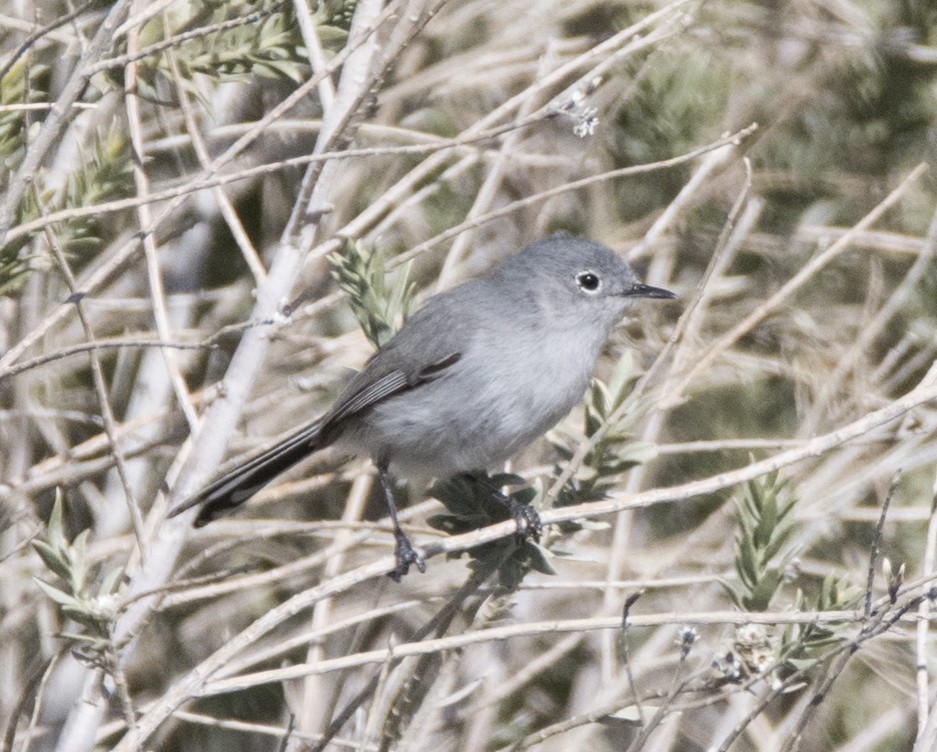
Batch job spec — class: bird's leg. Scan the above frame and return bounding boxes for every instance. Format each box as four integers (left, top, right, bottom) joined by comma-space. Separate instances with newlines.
473, 475, 543, 543
378, 463, 426, 581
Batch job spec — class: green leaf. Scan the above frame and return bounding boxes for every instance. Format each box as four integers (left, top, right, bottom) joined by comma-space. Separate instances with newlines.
329, 241, 414, 348
496, 558, 523, 590
553, 355, 657, 514
736, 531, 759, 589
526, 543, 556, 576
720, 579, 745, 610
69, 530, 92, 595
46, 492, 67, 550
32, 540, 71, 582
745, 568, 783, 611
0, 59, 50, 167
34, 578, 82, 611
731, 474, 799, 613
761, 525, 793, 564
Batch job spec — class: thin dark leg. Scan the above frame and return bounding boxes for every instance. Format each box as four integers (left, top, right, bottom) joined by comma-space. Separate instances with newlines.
473, 475, 543, 543
378, 463, 426, 581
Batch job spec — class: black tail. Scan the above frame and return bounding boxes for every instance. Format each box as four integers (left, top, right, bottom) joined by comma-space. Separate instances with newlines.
169, 420, 325, 526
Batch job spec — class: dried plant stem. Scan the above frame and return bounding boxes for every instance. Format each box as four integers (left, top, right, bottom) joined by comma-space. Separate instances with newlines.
294, 472, 373, 738
200, 597, 921, 698
163, 21, 268, 284
389, 125, 758, 274
39, 210, 149, 559
125, 12, 199, 435
672, 162, 929, 403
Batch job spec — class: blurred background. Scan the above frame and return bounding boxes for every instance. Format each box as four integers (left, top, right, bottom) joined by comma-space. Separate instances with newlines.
2, 0, 937, 750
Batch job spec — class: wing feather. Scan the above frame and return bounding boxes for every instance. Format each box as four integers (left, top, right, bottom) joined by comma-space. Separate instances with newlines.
322, 351, 462, 429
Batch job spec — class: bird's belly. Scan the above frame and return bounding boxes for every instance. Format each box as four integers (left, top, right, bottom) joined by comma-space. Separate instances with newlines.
344, 339, 596, 477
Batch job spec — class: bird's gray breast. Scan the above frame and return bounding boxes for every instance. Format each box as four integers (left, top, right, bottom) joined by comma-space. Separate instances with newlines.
348, 321, 604, 477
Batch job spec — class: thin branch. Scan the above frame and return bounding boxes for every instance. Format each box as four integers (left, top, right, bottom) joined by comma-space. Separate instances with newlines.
202, 599, 920, 698
0, 337, 211, 381
38, 196, 149, 558
162, 15, 268, 284
125, 8, 199, 434
86, 2, 288, 74
865, 471, 900, 618
915, 469, 937, 740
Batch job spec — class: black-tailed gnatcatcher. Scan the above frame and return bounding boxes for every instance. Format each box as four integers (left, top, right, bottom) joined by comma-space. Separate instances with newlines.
170, 236, 675, 579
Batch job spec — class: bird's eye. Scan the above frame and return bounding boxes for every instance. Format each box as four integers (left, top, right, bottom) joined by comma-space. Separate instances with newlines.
576, 271, 601, 293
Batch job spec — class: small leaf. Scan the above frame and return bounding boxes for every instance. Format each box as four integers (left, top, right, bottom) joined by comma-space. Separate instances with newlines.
70, 529, 92, 594
496, 557, 524, 590
736, 534, 759, 589
745, 568, 783, 611
34, 578, 82, 610
526, 543, 556, 576
32, 540, 71, 582
721, 580, 745, 610
46, 492, 67, 549
761, 525, 793, 563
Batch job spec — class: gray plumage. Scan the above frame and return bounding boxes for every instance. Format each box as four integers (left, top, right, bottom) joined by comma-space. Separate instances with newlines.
170, 236, 675, 575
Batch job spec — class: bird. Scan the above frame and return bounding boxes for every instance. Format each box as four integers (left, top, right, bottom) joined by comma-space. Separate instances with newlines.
170, 236, 675, 579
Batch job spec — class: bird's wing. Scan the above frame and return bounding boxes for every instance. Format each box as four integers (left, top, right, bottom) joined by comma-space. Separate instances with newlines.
322, 351, 462, 429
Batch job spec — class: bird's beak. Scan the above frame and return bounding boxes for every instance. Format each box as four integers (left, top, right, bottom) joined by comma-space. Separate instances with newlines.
626, 282, 676, 300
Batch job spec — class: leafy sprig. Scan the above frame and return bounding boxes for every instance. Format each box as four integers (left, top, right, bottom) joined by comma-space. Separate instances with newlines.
550, 353, 658, 523
781, 573, 863, 671
428, 472, 554, 591
129, 1, 307, 104
0, 59, 50, 293
0, 122, 133, 294
0, 59, 49, 171
727, 470, 797, 612
32, 493, 124, 665
59, 122, 135, 254
717, 472, 862, 684
328, 240, 414, 348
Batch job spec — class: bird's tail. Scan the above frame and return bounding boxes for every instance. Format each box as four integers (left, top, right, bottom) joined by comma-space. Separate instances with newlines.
169, 420, 325, 526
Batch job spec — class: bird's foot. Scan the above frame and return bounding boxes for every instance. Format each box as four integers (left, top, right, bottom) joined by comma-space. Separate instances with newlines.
388, 532, 426, 582
498, 493, 542, 544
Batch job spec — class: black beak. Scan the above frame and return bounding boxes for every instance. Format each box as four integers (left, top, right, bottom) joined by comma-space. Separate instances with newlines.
626, 282, 676, 300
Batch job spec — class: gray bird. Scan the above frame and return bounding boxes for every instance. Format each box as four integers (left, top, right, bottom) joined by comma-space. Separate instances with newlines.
170, 236, 675, 579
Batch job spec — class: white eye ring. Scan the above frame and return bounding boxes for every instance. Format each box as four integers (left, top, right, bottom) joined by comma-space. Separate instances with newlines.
576, 270, 601, 293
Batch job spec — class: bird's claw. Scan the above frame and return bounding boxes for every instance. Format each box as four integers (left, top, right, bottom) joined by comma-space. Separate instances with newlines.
509, 500, 542, 544
388, 536, 426, 581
